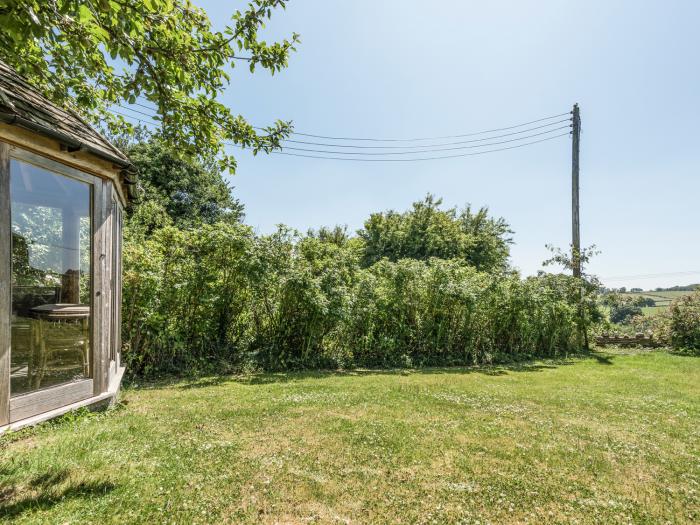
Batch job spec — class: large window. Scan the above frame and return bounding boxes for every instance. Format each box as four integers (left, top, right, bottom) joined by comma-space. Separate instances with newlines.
10, 159, 92, 396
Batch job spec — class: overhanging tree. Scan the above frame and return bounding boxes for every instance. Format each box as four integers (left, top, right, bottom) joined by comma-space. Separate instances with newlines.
0, 0, 299, 171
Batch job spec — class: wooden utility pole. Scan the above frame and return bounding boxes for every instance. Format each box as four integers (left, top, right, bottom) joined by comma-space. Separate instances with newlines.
571, 103, 588, 350
571, 103, 581, 278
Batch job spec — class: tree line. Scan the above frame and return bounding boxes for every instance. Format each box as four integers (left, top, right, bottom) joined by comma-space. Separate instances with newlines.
119, 140, 602, 376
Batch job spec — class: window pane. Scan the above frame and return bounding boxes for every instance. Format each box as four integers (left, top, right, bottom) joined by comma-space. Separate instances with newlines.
10, 159, 92, 396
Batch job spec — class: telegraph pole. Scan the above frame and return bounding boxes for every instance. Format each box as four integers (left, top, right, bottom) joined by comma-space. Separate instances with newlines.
571, 103, 581, 278
571, 103, 588, 350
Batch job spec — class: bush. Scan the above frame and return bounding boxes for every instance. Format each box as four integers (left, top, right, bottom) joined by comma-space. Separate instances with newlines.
121, 222, 597, 376
358, 194, 512, 272
669, 292, 700, 353
634, 297, 656, 308
609, 303, 643, 324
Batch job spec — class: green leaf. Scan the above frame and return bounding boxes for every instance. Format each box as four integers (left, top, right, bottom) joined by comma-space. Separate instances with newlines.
0, 0, 298, 169
77, 5, 94, 24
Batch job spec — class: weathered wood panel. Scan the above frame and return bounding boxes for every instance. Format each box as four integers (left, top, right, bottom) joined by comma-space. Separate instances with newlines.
92, 179, 113, 395
115, 202, 123, 369
109, 195, 124, 378
91, 180, 104, 395
10, 379, 93, 422
0, 141, 10, 425
101, 182, 113, 393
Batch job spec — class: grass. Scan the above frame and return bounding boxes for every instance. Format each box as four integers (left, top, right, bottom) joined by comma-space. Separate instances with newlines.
1, 351, 698, 524
641, 305, 667, 316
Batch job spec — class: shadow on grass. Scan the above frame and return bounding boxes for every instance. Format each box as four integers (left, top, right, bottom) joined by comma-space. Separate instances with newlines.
165, 355, 592, 389
0, 468, 116, 519
591, 352, 615, 365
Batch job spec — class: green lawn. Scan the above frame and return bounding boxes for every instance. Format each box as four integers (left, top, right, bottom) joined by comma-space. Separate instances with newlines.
1, 351, 699, 524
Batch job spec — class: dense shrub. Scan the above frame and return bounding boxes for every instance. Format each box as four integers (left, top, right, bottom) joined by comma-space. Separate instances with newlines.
668, 292, 700, 353
609, 303, 643, 324
634, 297, 656, 308
123, 222, 258, 375
358, 194, 512, 272
334, 261, 584, 367
122, 221, 596, 376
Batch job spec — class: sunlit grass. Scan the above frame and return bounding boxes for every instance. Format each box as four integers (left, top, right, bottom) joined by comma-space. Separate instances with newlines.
1, 350, 698, 524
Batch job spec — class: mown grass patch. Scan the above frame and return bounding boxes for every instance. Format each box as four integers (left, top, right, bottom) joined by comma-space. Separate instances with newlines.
1, 351, 698, 524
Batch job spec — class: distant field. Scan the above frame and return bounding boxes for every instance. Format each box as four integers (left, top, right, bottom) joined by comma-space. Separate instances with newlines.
621, 290, 695, 316
640, 305, 664, 316
623, 290, 692, 302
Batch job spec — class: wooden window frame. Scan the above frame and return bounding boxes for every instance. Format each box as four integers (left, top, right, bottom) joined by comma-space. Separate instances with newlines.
0, 144, 115, 424
109, 195, 123, 381
0, 142, 10, 425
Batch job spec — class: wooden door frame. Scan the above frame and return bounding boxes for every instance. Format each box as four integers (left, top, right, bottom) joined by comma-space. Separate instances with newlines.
2, 146, 110, 424
0, 141, 10, 425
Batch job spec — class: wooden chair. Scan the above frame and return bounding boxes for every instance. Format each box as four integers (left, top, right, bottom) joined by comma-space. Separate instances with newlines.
28, 305, 90, 390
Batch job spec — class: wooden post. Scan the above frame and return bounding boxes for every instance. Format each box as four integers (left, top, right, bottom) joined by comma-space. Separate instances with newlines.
0, 142, 10, 425
571, 103, 581, 278
571, 104, 588, 350
61, 207, 81, 304
92, 180, 113, 396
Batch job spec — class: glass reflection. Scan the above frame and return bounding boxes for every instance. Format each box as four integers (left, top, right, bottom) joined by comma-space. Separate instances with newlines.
10, 159, 92, 395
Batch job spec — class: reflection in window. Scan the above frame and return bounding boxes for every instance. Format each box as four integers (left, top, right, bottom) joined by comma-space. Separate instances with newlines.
10, 159, 92, 396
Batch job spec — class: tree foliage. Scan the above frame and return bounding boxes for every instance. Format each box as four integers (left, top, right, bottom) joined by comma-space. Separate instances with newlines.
601, 292, 653, 324
609, 302, 642, 324
123, 221, 593, 376
121, 184, 601, 376
358, 195, 512, 272
127, 140, 244, 231
634, 296, 655, 308
0, 0, 299, 170
669, 291, 700, 353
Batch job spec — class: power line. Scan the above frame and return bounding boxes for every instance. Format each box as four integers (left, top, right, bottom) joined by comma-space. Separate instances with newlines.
286, 112, 572, 142
110, 109, 159, 126
114, 103, 571, 144
274, 126, 571, 156
282, 119, 572, 149
131, 100, 158, 112
260, 133, 570, 162
113, 103, 571, 152
115, 105, 160, 120
109, 104, 571, 161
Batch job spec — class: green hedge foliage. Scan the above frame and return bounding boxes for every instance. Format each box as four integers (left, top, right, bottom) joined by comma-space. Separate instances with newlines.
122, 222, 593, 376
669, 291, 700, 354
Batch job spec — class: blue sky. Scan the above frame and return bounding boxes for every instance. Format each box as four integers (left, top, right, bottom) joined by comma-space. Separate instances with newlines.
194, 0, 699, 290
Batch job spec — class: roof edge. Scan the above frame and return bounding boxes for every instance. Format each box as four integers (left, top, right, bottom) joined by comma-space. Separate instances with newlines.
0, 111, 131, 168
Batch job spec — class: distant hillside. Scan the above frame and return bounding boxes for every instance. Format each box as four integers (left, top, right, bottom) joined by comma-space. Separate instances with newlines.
654, 284, 700, 292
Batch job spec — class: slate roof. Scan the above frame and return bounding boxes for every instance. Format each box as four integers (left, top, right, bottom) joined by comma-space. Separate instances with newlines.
0, 60, 131, 168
